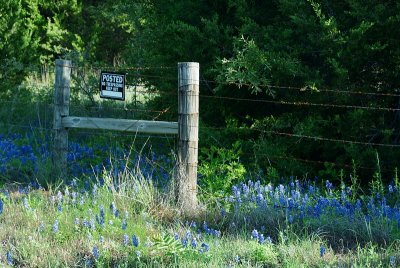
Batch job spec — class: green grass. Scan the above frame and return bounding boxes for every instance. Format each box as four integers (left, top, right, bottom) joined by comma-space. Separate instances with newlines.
1, 170, 400, 268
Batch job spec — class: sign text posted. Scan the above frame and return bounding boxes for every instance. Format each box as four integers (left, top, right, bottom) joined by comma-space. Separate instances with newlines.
100, 71, 125, 100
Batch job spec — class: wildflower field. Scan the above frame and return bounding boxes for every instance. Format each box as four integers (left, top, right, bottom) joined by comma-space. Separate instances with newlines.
0, 133, 400, 268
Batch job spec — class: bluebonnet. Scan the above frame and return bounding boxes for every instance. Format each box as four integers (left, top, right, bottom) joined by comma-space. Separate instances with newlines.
123, 234, 129, 246
53, 220, 59, 233
90, 218, 96, 230
132, 234, 139, 247
96, 205, 105, 227
23, 197, 30, 210
235, 255, 240, 263
6, 251, 13, 265
200, 243, 209, 253
174, 233, 179, 240
83, 219, 90, 228
288, 215, 293, 224
320, 245, 326, 257
0, 199, 3, 215
57, 191, 63, 202
185, 230, 192, 240
85, 259, 93, 267
258, 234, 265, 244
251, 229, 258, 239
122, 219, 127, 230
325, 180, 333, 190
220, 208, 226, 217
92, 246, 99, 260
388, 185, 394, 194
110, 202, 119, 217
390, 256, 396, 267
181, 238, 188, 247
191, 238, 197, 248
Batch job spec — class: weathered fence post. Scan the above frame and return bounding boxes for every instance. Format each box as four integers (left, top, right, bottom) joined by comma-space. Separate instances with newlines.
53, 59, 71, 179
177, 62, 199, 214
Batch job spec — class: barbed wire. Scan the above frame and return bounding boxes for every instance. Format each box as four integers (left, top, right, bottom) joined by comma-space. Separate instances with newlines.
199, 79, 400, 98
239, 152, 391, 171
120, 87, 400, 112
198, 94, 400, 112
69, 104, 172, 114
72, 65, 176, 71
198, 125, 400, 148
0, 123, 52, 131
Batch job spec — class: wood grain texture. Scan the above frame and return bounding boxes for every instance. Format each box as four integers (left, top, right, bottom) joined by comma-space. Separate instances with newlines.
177, 62, 199, 214
53, 59, 71, 179
62, 116, 178, 134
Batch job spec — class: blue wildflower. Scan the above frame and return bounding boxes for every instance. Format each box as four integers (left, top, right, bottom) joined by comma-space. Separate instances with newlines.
83, 219, 89, 228
181, 238, 188, 247
235, 255, 240, 263
0, 199, 3, 215
132, 234, 139, 247
92, 246, 99, 260
6, 251, 13, 265
53, 220, 59, 234
123, 234, 129, 246
185, 230, 192, 240
389, 185, 394, 194
191, 238, 197, 248
220, 208, 226, 217
325, 180, 333, 190
174, 233, 179, 240
38, 221, 45, 232
23, 197, 29, 210
390, 256, 396, 267
251, 229, 259, 239
320, 245, 326, 257
258, 234, 265, 244
288, 215, 293, 224
90, 218, 95, 230
122, 219, 127, 230
57, 191, 63, 202
200, 242, 210, 253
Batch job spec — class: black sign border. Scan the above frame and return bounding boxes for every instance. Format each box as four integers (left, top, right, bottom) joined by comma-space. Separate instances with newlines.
99, 71, 126, 101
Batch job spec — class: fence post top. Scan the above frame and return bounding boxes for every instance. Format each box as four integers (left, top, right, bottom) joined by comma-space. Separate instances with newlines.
178, 62, 199, 68
55, 59, 72, 67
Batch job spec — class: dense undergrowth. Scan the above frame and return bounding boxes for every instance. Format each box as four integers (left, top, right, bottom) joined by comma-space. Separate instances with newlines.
1, 132, 400, 267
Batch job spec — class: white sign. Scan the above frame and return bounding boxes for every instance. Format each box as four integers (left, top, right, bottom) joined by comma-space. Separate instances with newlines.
100, 71, 125, 100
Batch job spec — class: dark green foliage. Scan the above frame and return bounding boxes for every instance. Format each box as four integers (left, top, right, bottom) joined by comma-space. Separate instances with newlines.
2, 0, 400, 184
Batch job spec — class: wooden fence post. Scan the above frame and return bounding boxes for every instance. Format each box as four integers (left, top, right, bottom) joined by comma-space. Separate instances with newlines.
177, 62, 199, 214
53, 59, 71, 179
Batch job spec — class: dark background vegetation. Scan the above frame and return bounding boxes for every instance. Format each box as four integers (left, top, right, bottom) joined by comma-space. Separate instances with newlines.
1, 0, 400, 186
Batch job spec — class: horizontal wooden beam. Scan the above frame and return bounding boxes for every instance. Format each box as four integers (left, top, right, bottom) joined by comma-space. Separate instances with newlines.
62, 116, 178, 135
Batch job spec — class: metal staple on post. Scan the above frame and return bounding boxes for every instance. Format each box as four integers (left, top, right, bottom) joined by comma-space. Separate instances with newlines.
177, 62, 200, 214
53, 59, 71, 179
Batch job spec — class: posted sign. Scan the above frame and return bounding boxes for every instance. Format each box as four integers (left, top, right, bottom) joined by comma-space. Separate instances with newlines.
100, 71, 125, 100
